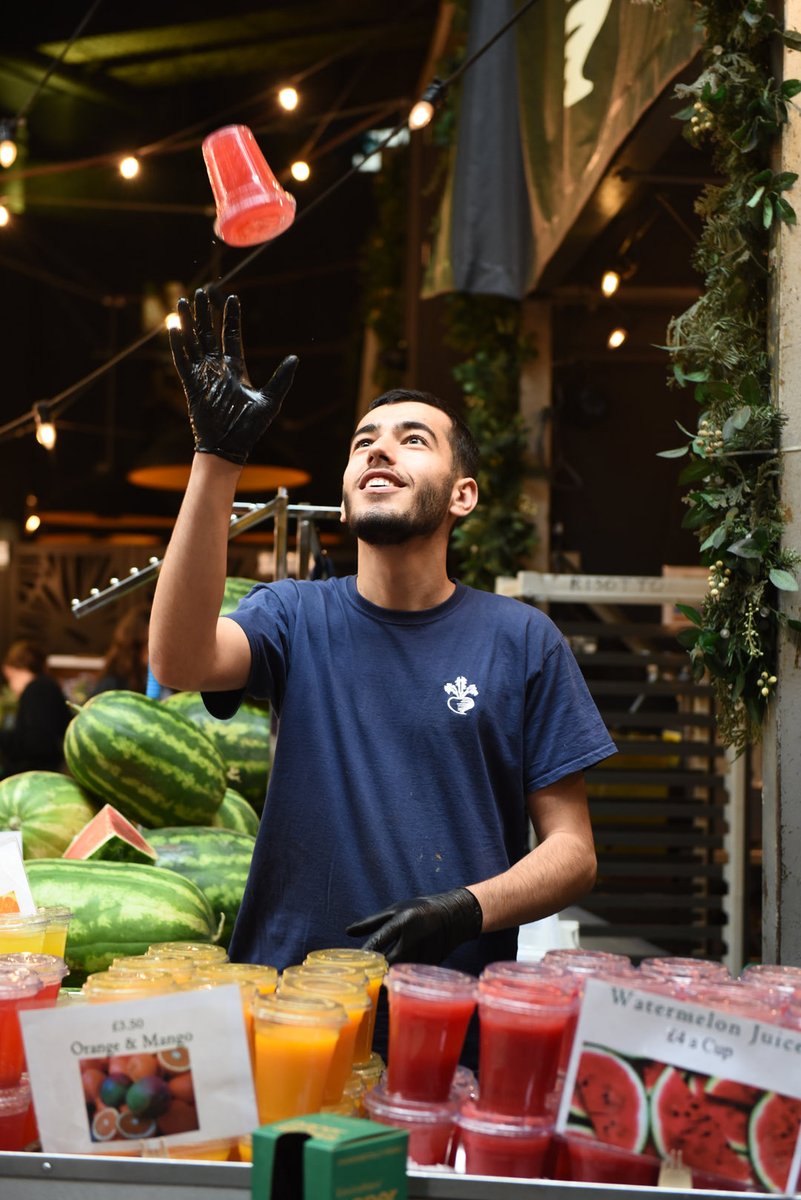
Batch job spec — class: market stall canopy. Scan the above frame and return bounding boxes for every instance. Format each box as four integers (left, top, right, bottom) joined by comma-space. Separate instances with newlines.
425, 0, 702, 300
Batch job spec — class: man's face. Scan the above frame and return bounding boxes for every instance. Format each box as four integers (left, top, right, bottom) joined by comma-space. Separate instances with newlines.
341, 401, 462, 546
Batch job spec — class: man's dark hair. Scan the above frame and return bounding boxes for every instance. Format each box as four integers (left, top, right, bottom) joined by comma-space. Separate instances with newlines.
367, 389, 479, 480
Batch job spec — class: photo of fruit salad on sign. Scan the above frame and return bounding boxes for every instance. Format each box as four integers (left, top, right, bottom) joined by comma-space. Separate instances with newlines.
566, 1042, 801, 1194
81, 1047, 198, 1144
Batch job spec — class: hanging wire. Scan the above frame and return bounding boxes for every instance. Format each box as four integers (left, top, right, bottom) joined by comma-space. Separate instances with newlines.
15, 0, 106, 124
0, 0, 539, 445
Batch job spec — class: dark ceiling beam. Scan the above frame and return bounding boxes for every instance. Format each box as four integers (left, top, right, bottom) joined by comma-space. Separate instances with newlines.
0, 51, 133, 110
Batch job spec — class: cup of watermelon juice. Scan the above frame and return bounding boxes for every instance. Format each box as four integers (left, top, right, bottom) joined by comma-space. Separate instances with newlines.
364, 1080, 458, 1166
278, 974, 370, 1105
640, 955, 730, 986
36, 906, 73, 958
251, 993, 346, 1123
0, 914, 47, 955
557, 1131, 660, 1186
454, 1101, 553, 1178
0, 967, 42, 1088
0, 953, 68, 1004
477, 975, 575, 1117
385, 963, 476, 1102
0, 1076, 33, 1151
304, 947, 387, 1064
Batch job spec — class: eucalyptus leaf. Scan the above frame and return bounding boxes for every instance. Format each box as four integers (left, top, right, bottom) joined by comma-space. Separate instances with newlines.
787, 618, 801, 633
783, 31, 801, 51
769, 568, 799, 591
722, 407, 752, 440
746, 185, 765, 208
763, 196, 774, 229
728, 536, 763, 559
700, 526, 727, 551
657, 446, 689, 458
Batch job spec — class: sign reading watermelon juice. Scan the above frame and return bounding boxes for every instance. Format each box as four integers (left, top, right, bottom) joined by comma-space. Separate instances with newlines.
20, 984, 257, 1154
556, 978, 801, 1194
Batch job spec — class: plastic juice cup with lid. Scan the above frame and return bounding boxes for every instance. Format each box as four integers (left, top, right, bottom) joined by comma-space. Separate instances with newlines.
188, 975, 258, 1067
82, 970, 179, 1003
0, 1077, 33, 1151
194, 961, 278, 995
304, 948, 386, 1064
278, 974, 370, 1105
385, 963, 476, 1103
108, 955, 196, 985
0, 953, 68, 1004
556, 1131, 660, 1185
251, 992, 346, 1123
0, 966, 42, 1088
146, 942, 228, 963
477, 975, 575, 1118
364, 1080, 458, 1166
455, 1101, 553, 1178
0, 914, 47, 956
640, 956, 730, 984
36, 907, 73, 958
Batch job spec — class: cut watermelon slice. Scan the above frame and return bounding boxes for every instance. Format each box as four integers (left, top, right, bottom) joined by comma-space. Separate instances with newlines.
63, 805, 156, 864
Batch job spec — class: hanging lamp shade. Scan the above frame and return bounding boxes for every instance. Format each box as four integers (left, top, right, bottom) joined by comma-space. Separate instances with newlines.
125, 428, 310, 493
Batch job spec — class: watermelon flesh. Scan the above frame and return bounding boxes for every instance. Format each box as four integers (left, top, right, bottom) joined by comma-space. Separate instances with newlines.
63, 804, 157, 865
749, 1092, 801, 1193
569, 1045, 648, 1152
651, 1066, 756, 1188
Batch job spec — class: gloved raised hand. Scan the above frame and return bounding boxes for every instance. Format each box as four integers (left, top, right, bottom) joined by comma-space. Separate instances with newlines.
346, 887, 483, 966
169, 287, 298, 465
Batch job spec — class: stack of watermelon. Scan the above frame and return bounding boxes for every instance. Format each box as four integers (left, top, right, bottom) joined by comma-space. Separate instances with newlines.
0, 580, 271, 980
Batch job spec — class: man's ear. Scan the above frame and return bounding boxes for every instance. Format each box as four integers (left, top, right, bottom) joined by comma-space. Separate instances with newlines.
450, 477, 478, 520
339, 497, 346, 525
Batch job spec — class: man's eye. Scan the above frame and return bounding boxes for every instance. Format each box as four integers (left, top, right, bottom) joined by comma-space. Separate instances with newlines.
353, 438, 372, 449
405, 434, 426, 445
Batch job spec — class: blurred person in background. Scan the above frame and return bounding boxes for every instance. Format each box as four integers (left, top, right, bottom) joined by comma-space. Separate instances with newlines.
89, 605, 151, 697
0, 640, 71, 776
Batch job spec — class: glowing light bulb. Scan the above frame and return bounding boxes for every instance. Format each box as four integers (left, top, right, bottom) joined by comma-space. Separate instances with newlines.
278, 86, 299, 111
119, 156, 140, 179
290, 160, 310, 182
408, 100, 434, 130
607, 327, 628, 350
0, 205, 9, 227
35, 421, 56, 450
165, 312, 181, 331
601, 270, 620, 297
24, 513, 40, 534
0, 139, 16, 169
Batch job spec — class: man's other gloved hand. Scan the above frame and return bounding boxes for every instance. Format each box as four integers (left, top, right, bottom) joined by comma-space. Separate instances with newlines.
169, 287, 298, 465
346, 887, 483, 966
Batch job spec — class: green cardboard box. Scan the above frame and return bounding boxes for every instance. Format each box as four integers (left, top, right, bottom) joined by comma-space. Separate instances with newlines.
252, 1113, 408, 1200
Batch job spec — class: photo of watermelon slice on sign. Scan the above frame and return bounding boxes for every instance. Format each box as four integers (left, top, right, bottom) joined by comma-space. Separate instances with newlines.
567, 1042, 801, 1193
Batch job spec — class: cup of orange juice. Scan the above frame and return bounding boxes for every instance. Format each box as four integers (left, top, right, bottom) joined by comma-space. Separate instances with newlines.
192, 962, 278, 995
251, 993, 346, 1124
36, 907, 73, 958
278, 974, 370, 1106
82, 971, 179, 1003
0, 914, 47, 956
146, 942, 228, 964
304, 949, 387, 1064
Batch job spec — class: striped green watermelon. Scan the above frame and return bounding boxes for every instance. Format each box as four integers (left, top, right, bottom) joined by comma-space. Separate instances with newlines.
63, 691, 227, 828
146, 827, 255, 947
212, 788, 260, 836
163, 691, 270, 811
0, 771, 97, 859
25, 858, 220, 981
221, 576, 259, 615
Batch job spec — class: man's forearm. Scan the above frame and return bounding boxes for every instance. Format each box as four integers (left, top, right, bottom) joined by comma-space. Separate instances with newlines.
149, 453, 241, 690
468, 831, 597, 934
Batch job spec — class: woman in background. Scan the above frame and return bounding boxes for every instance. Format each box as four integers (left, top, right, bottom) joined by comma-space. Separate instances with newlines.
0, 640, 71, 776
90, 605, 150, 697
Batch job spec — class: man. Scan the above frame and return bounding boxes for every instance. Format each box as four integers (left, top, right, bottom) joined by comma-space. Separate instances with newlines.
150, 288, 615, 1002
0, 640, 71, 777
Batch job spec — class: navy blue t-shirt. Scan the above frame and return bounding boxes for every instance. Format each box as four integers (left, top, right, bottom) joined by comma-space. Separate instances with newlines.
205, 576, 616, 981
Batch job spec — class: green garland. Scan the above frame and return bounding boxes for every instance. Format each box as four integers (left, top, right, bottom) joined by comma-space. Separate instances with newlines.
660, 0, 801, 751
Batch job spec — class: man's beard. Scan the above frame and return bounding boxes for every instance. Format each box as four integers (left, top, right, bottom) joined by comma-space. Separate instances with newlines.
344, 477, 455, 546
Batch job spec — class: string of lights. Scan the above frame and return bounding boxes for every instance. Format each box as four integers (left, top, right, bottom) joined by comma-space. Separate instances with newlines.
0, 0, 540, 450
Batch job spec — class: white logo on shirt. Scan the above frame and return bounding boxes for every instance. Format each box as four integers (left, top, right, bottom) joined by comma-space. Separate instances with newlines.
444, 676, 478, 715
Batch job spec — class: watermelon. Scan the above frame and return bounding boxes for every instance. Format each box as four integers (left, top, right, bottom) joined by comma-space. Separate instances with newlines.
570, 1045, 648, 1152
650, 1066, 755, 1188
0, 771, 97, 859
212, 788, 260, 836
221, 576, 259, 615
25, 858, 220, 981
146, 827, 255, 946
63, 691, 227, 827
749, 1092, 801, 1193
63, 804, 157, 865
163, 692, 270, 811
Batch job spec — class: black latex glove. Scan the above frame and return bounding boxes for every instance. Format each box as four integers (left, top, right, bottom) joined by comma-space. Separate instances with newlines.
169, 287, 298, 465
346, 887, 483, 966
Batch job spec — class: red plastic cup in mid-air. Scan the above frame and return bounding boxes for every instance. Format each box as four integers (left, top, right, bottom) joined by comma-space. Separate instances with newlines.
202, 124, 296, 247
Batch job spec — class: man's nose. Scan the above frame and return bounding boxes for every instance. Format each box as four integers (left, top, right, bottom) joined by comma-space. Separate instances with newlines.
366, 437, 393, 464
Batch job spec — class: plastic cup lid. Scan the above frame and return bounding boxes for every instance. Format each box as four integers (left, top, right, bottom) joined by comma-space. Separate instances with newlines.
252, 992, 347, 1027
0, 913, 47, 931
455, 1100, 553, 1136
364, 1081, 458, 1123
385, 962, 476, 999
304, 947, 387, 978
0, 1077, 32, 1114
0, 964, 42, 1000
